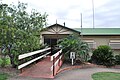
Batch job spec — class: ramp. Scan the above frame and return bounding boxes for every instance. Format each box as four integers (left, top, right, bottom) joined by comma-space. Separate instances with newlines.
19, 56, 54, 78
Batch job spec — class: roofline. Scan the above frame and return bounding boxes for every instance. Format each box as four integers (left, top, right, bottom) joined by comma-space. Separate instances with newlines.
45, 23, 81, 34
74, 28, 120, 36
82, 34, 120, 36
74, 28, 120, 29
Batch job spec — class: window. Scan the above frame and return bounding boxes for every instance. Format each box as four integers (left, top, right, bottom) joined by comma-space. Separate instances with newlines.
109, 39, 120, 49
83, 39, 96, 49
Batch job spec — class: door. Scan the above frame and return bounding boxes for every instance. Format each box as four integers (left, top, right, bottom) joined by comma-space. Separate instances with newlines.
44, 38, 58, 47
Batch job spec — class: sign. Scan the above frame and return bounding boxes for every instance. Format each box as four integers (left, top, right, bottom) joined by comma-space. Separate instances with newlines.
70, 52, 75, 59
70, 52, 75, 65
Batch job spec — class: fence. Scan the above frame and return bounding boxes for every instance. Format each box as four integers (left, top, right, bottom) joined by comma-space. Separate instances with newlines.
18, 47, 51, 70
18, 47, 64, 77
50, 49, 63, 76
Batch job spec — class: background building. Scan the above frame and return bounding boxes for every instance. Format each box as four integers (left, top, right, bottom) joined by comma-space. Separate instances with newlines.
41, 23, 120, 55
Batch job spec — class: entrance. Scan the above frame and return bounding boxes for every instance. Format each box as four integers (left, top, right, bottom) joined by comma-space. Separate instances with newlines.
44, 38, 60, 55
44, 38, 58, 47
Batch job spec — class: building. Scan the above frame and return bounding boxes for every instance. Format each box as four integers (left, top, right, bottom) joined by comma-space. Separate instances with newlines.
41, 23, 120, 54
40, 23, 80, 47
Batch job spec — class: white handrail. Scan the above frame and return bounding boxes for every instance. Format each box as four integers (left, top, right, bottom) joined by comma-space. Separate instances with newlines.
51, 49, 62, 61
51, 55, 62, 71
19, 47, 51, 60
18, 52, 51, 69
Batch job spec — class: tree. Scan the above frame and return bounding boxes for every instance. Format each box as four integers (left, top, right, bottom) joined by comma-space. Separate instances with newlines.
10, 2, 48, 33
58, 34, 90, 62
0, 2, 48, 67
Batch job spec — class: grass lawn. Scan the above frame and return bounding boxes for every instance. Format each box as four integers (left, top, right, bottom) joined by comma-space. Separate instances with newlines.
92, 72, 120, 80
0, 73, 9, 80
0, 57, 11, 66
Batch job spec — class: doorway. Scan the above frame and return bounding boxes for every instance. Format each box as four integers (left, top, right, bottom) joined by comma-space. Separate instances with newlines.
44, 38, 58, 47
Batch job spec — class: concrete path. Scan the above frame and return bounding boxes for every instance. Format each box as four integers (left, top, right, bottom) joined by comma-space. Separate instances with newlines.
9, 67, 120, 80
54, 67, 120, 80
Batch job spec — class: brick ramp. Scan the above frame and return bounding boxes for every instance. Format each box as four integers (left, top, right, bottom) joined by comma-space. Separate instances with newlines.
19, 57, 54, 78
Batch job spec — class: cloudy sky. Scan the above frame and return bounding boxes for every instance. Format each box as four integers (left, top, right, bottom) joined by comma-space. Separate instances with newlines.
2, 0, 120, 28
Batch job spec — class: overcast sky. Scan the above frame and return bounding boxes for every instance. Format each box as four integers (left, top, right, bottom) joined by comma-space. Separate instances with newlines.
2, 0, 120, 28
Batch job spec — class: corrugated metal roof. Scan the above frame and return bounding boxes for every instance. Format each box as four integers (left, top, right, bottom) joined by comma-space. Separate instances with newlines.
73, 28, 120, 35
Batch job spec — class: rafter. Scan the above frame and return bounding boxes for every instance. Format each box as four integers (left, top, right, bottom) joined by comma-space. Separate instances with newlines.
59, 29, 69, 33
46, 30, 56, 33
51, 27, 56, 32
58, 27, 64, 33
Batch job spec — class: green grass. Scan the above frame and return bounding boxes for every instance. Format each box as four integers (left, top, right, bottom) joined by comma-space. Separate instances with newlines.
0, 73, 9, 80
92, 72, 120, 80
0, 58, 2, 64
0, 57, 11, 66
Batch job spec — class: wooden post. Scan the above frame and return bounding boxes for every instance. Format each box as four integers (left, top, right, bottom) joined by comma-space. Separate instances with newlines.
58, 54, 60, 67
53, 56, 55, 76
58, 59, 60, 67
20, 69, 22, 73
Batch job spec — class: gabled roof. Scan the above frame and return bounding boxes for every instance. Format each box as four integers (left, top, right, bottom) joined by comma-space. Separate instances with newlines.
74, 28, 120, 35
41, 23, 81, 34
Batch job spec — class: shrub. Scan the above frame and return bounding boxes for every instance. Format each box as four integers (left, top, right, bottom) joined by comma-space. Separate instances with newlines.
115, 54, 120, 65
91, 45, 115, 67
0, 57, 10, 67
58, 34, 90, 62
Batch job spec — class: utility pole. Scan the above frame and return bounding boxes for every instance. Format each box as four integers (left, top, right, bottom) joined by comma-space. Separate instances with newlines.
80, 13, 83, 39
92, 0, 95, 28
81, 13, 82, 29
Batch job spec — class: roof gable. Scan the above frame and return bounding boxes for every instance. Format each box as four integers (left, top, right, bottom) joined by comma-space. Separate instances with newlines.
41, 24, 80, 35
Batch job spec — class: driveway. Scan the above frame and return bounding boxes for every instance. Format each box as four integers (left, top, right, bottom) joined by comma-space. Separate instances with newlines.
9, 67, 120, 80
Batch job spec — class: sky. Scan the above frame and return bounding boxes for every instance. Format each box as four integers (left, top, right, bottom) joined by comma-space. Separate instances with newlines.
1, 0, 120, 28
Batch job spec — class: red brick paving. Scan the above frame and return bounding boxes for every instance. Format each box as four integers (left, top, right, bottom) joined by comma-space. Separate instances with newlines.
19, 56, 54, 78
